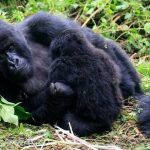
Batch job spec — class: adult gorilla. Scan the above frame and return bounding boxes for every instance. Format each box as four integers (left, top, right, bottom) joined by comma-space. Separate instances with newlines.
0, 12, 149, 136
20, 12, 143, 99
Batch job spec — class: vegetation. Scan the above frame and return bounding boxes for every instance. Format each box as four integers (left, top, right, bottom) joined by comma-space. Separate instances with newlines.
0, 97, 31, 126
0, 0, 150, 55
0, 0, 150, 149
0, 92, 150, 150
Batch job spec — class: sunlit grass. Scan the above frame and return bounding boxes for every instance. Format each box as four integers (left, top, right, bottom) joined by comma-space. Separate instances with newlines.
135, 60, 150, 92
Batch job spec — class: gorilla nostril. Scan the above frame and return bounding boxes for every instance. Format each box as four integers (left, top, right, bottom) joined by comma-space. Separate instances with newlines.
15, 58, 19, 66
7, 57, 20, 71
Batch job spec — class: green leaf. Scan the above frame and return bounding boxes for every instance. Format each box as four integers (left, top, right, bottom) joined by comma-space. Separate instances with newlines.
72, 3, 78, 9
144, 23, 150, 33
0, 97, 31, 125
0, 97, 16, 106
0, 104, 18, 126
15, 105, 31, 120
125, 13, 132, 19
116, 3, 129, 10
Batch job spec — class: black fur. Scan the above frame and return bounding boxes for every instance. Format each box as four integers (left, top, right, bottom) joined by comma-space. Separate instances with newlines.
0, 12, 149, 136
22, 12, 143, 99
0, 20, 33, 102
138, 95, 150, 137
47, 29, 122, 136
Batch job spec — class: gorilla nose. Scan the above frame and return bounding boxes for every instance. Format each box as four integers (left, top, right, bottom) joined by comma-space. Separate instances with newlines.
8, 57, 19, 66
7, 55, 20, 70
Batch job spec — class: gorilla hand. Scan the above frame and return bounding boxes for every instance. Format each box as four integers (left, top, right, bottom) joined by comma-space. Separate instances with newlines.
50, 82, 74, 97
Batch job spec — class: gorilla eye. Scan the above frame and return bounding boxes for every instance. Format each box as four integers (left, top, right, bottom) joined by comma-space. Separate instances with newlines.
0, 45, 14, 54
8, 45, 15, 52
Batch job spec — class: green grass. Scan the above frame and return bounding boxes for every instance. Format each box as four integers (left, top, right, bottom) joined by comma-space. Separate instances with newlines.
0, 0, 149, 149
0, 96, 149, 149
135, 60, 150, 92
137, 60, 150, 77
0, 124, 54, 149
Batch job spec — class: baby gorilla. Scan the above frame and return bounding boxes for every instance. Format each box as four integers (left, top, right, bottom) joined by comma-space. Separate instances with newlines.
48, 29, 122, 136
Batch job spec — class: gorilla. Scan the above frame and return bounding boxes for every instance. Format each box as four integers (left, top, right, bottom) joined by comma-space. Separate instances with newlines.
27, 29, 122, 136
0, 12, 149, 136
47, 29, 122, 136
20, 12, 143, 100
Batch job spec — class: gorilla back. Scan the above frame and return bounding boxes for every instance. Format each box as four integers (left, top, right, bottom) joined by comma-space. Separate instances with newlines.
21, 12, 143, 100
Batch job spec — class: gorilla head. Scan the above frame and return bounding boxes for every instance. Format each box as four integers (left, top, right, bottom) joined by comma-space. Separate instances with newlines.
0, 20, 33, 82
50, 29, 87, 60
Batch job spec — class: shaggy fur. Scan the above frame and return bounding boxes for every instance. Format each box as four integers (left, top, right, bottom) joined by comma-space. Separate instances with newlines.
138, 95, 150, 137
23, 12, 143, 99
0, 12, 149, 136
46, 29, 122, 136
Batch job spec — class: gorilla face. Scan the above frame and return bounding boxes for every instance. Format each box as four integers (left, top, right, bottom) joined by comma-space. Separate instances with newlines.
0, 20, 33, 82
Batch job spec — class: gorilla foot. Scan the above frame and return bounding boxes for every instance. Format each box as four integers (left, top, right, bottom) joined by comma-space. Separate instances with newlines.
57, 112, 110, 136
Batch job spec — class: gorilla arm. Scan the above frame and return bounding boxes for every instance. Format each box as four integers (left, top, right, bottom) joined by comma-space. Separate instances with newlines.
27, 82, 74, 125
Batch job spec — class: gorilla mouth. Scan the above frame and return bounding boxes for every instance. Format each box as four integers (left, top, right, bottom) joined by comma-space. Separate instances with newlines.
8, 63, 19, 73
7, 62, 32, 82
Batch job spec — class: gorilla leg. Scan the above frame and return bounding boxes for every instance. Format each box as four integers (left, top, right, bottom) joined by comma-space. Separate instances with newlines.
120, 75, 137, 99
57, 112, 110, 136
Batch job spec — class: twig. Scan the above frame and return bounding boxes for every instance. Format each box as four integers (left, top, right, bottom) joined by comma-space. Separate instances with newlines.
68, 122, 74, 135
22, 141, 81, 149
22, 126, 122, 150
55, 125, 122, 150
55, 125, 97, 150
55, 129, 65, 141
130, 53, 139, 61
29, 134, 45, 142
82, 7, 101, 27
95, 145, 122, 150
74, 10, 82, 21
113, 7, 130, 23
141, 55, 150, 60
36, 129, 47, 134
40, 140, 46, 150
